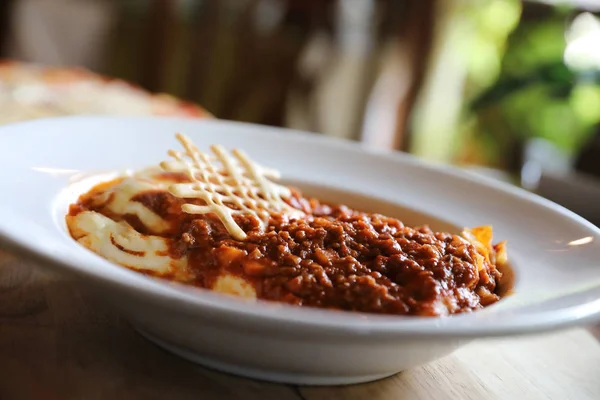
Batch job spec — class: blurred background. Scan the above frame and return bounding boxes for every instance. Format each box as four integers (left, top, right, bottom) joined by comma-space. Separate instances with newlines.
0, 0, 599, 223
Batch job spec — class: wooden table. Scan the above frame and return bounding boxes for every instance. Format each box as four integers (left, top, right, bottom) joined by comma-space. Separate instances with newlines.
1, 243, 599, 400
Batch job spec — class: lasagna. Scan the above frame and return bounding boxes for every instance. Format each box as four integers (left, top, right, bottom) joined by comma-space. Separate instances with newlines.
66, 134, 509, 317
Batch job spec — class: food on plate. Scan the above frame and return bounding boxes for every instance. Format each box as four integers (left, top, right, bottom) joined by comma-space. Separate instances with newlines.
0, 61, 210, 125
66, 133, 509, 316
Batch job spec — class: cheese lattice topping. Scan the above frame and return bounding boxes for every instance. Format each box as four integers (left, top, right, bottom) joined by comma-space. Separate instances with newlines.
160, 133, 304, 240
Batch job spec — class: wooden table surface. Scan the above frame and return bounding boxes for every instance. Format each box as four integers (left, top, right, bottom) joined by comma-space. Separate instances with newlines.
1, 243, 599, 400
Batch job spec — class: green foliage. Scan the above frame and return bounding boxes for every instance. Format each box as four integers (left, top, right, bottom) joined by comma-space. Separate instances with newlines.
461, 7, 600, 168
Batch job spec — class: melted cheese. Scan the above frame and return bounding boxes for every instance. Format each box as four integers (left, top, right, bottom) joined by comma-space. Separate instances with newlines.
212, 275, 257, 298
68, 209, 257, 299
67, 167, 259, 299
93, 170, 172, 235
67, 211, 186, 274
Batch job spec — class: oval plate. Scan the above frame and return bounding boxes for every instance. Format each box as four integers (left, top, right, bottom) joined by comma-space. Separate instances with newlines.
0, 116, 599, 385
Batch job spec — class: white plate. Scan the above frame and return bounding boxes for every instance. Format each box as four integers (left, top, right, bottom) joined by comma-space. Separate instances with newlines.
0, 116, 599, 385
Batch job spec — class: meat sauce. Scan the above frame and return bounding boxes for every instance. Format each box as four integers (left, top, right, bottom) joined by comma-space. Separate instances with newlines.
69, 181, 504, 317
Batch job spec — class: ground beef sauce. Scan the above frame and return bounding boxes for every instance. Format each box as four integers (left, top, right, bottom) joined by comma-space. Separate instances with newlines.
72, 185, 503, 317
